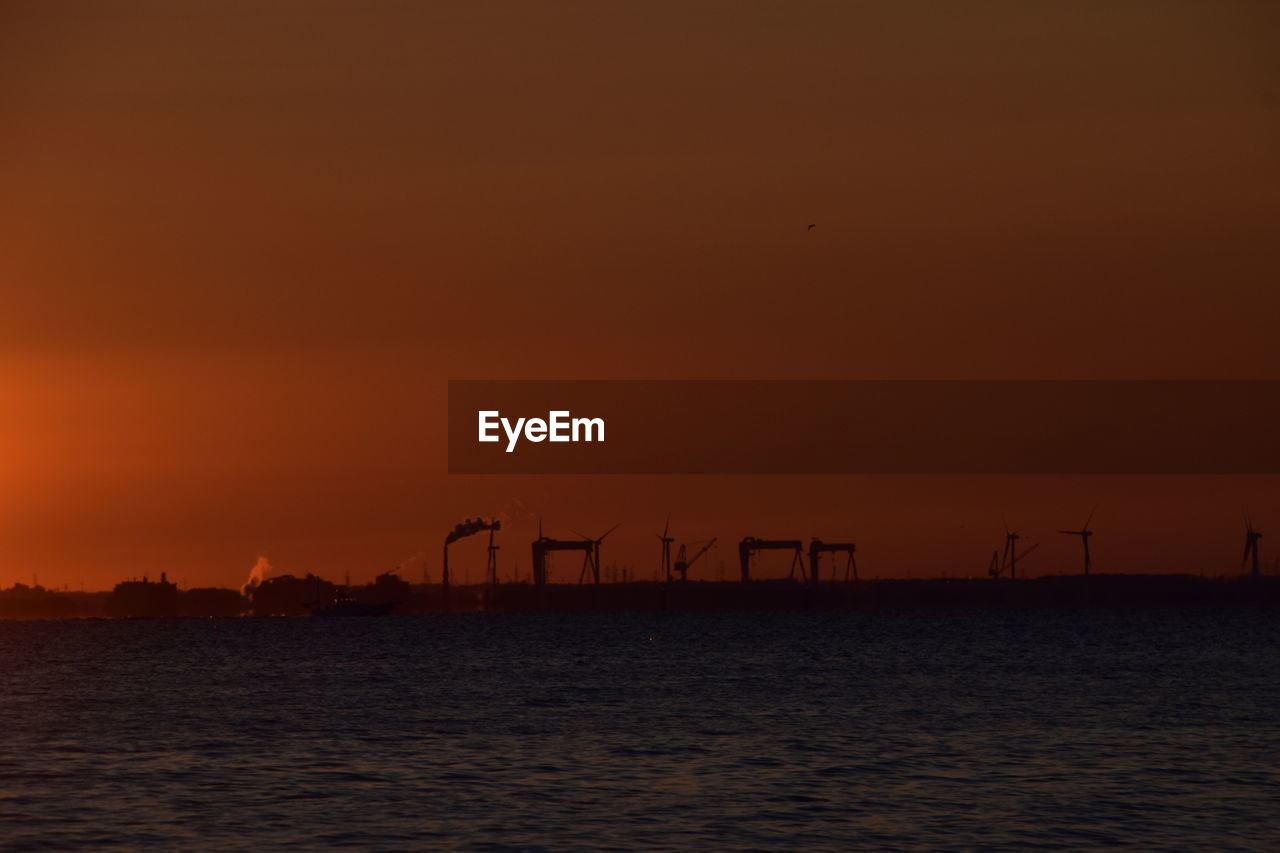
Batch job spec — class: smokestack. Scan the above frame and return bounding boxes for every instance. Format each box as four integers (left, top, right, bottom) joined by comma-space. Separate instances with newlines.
442, 518, 502, 605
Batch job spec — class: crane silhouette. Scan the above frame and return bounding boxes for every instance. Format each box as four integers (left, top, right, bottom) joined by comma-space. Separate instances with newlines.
738, 537, 804, 582
809, 539, 857, 583
531, 521, 619, 585
674, 538, 717, 582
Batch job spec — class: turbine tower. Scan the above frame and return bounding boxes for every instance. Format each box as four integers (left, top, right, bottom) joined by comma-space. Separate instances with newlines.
1059, 507, 1096, 576
1243, 514, 1263, 579
657, 515, 674, 583
573, 523, 622, 584
1003, 519, 1021, 580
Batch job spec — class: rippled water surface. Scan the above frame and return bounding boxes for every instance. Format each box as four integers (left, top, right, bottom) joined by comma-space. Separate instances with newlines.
2, 608, 1278, 850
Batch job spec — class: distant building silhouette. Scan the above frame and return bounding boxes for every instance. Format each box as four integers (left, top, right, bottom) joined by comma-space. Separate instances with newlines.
106, 573, 178, 618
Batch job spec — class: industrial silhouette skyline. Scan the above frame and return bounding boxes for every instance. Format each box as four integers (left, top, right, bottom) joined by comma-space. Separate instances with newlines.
5, 5, 1278, 852
1, 2, 1276, 592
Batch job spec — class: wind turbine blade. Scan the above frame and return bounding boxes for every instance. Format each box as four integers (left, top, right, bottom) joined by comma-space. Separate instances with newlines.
1083, 505, 1097, 530
598, 522, 622, 542
570, 529, 590, 542
663, 515, 670, 539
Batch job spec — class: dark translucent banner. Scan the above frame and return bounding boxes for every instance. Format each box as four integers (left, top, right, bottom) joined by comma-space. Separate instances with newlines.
448, 380, 1280, 474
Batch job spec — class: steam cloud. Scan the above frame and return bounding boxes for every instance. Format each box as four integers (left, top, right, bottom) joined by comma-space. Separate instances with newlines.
240, 556, 272, 597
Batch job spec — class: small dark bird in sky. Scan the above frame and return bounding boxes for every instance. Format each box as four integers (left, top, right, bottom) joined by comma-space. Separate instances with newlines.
807, 223, 816, 230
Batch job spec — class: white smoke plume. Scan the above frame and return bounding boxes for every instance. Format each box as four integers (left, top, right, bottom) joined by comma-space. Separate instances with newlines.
240, 556, 272, 597
394, 551, 424, 577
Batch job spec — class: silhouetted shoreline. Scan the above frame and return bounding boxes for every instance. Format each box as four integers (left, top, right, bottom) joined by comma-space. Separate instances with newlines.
2, 573, 1277, 619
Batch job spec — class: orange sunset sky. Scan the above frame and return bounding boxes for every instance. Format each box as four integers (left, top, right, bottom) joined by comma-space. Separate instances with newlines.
2, 1, 1279, 589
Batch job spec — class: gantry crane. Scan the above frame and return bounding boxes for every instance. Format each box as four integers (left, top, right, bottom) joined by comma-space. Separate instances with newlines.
531, 523, 620, 585
737, 537, 804, 582
808, 539, 857, 583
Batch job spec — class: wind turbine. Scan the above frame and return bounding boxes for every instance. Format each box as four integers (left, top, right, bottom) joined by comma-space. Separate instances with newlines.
1002, 518, 1021, 580
657, 515, 674, 583
1059, 507, 1096, 576
1243, 514, 1263, 578
573, 523, 621, 584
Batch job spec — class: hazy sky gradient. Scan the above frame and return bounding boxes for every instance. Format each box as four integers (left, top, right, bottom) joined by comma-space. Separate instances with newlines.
2, 1, 1278, 587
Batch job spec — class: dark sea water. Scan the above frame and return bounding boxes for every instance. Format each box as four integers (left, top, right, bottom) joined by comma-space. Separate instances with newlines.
2, 608, 1278, 851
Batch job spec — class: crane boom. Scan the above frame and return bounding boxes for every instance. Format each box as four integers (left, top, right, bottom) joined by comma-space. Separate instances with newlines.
685, 538, 717, 570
